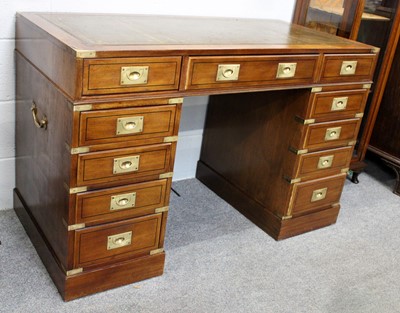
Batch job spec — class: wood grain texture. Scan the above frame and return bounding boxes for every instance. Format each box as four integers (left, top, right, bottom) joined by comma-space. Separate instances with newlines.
15, 52, 72, 268
74, 214, 162, 268
83, 57, 181, 95
76, 144, 173, 187
15, 13, 379, 300
79, 104, 178, 147
75, 179, 169, 225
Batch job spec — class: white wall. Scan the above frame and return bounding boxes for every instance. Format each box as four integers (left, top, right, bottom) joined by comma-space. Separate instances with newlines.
0, 0, 296, 209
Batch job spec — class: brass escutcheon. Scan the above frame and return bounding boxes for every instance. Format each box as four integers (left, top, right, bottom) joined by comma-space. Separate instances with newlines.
120, 66, 149, 85
116, 116, 144, 135
113, 155, 140, 174
318, 155, 334, 169
325, 127, 342, 141
276, 63, 297, 78
311, 187, 328, 202
331, 97, 348, 111
216, 64, 240, 81
110, 192, 137, 211
340, 61, 357, 75
107, 231, 132, 250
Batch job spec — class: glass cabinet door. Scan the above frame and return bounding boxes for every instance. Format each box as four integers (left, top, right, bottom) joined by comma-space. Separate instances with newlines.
293, 0, 400, 183
293, 0, 365, 39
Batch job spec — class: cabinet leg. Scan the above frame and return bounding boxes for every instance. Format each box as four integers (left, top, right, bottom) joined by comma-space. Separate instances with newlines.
382, 159, 400, 196
351, 171, 360, 184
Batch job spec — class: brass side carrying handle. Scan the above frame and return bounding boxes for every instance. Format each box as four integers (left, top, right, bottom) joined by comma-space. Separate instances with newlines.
31, 102, 48, 130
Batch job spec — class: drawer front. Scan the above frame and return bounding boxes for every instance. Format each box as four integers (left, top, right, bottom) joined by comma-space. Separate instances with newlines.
75, 179, 169, 225
320, 54, 376, 83
74, 214, 162, 267
79, 105, 178, 146
77, 144, 173, 186
83, 57, 181, 95
308, 89, 368, 121
304, 119, 360, 151
296, 146, 353, 180
185, 55, 318, 90
289, 174, 346, 216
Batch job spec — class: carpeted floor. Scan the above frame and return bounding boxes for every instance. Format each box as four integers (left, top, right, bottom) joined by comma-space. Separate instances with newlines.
0, 158, 399, 313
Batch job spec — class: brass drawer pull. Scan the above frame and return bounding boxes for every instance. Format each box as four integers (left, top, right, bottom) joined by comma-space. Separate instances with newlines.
31, 102, 48, 130
116, 116, 144, 135
216, 64, 240, 81
311, 187, 327, 202
107, 231, 132, 250
340, 61, 357, 75
120, 66, 149, 85
318, 155, 334, 169
113, 155, 140, 174
110, 192, 136, 211
325, 127, 342, 141
331, 97, 348, 111
276, 63, 297, 78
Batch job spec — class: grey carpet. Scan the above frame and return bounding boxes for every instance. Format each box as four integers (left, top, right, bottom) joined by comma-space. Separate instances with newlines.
1, 158, 399, 313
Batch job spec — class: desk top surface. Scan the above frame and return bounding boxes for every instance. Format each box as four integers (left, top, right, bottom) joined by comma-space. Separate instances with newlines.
18, 12, 376, 56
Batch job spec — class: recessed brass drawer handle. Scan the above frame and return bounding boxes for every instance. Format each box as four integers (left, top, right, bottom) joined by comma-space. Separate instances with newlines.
276, 63, 297, 78
116, 116, 144, 135
110, 192, 137, 211
31, 102, 48, 130
113, 155, 140, 174
120, 66, 149, 85
318, 155, 334, 169
107, 231, 132, 250
340, 61, 357, 75
216, 64, 240, 81
331, 97, 348, 111
325, 127, 342, 141
311, 187, 328, 202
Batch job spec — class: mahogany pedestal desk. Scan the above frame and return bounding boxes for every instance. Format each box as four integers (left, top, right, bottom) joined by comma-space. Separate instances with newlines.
14, 13, 378, 301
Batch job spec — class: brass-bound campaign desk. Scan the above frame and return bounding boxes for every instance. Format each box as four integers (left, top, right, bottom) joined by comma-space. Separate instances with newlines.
14, 13, 378, 300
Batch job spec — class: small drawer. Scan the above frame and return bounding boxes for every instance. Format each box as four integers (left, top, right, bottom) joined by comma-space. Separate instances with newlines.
307, 89, 368, 121
289, 174, 346, 216
303, 118, 360, 151
320, 54, 376, 83
185, 55, 318, 90
79, 105, 179, 146
76, 143, 173, 187
295, 146, 353, 180
75, 179, 169, 225
74, 214, 162, 267
83, 57, 181, 95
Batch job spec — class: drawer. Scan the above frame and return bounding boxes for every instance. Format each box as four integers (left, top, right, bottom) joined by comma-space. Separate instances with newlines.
303, 118, 361, 151
79, 105, 179, 146
184, 55, 318, 90
289, 173, 346, 216
294, 146, 353, 181
74, 214, 162, 267
77, 143, 173, 187
307, 89, 368, 121
83, 57, 181, 95
320, 54, 376, 83
75, 179, 169, 225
